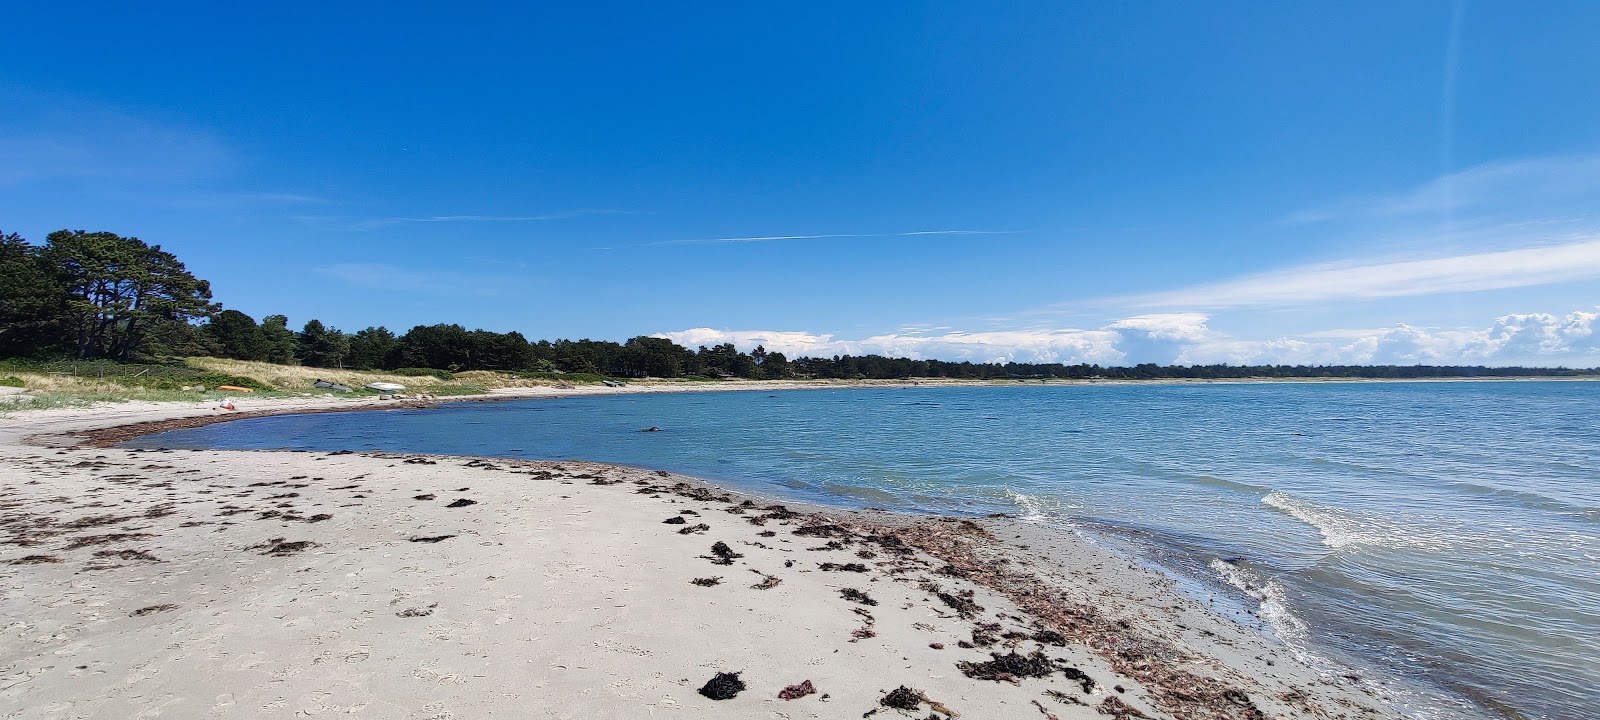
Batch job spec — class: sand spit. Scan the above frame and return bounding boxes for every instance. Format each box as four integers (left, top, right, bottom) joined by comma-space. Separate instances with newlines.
0, 397, 1398, 719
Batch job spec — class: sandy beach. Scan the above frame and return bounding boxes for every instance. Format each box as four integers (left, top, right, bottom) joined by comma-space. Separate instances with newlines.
1, 392, 1399, 719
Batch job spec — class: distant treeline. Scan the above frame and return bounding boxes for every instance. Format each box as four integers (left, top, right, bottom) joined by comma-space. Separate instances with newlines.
3, 229, 1595, 380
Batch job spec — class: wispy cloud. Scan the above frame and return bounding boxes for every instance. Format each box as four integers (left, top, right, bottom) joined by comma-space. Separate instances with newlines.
0, 92, 236, 186
646, 229, 1013, 247
1117, 238, 1600, 310
314, 263, 508, 297
319, 209, 633, 231
1279, 151, 1600, 228
660, 307, 1600, 367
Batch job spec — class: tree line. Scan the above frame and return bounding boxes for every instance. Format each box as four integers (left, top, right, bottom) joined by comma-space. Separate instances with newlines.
2, 229, 1594, 380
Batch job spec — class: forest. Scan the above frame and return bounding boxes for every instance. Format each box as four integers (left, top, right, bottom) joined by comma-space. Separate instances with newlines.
3, 229, 1594, 381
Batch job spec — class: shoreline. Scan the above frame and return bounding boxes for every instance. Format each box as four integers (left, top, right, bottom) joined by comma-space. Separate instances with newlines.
40, 371, 1596, 449
2, 395, 1435, 719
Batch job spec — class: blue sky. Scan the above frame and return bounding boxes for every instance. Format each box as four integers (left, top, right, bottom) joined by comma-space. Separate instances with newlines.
3, 2, 1598, 366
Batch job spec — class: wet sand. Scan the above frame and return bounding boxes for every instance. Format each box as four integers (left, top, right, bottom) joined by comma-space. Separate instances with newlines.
1, 395, 1399, 719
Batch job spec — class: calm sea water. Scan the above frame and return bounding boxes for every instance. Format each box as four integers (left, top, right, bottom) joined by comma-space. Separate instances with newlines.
127, 382, 1599, 719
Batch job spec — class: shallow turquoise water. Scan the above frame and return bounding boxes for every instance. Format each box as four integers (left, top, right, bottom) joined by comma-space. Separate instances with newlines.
128, 382, 1600, 719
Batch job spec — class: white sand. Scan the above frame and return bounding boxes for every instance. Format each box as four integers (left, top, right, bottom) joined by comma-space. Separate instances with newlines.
0, 395, 1400, 719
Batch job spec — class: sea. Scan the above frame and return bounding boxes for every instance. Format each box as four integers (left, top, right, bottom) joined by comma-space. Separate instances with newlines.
124, 381, 1599, 720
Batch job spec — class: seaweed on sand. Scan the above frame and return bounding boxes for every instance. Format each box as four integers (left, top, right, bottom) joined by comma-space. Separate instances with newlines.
703, 541, 744, 565
777, 679, 816, 700
691, 576, 723, 587
677, 523, 711, 535
662, 516, 687, 524
248, 537, 318, 556
749, 570, 782, 589
957, 650, 1062, 682
937, 590, 983, 619
880, 685, 923, 710
698, 671, 746, 700
818, 562, 868, 572
840, 588, 878, 606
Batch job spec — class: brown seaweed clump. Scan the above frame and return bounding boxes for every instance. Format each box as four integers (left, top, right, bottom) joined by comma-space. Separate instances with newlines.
880, 685, 924, 710
248, 537, 318, 556
690, 577, 722, 587
705, 541, 743, 565
840, 588, 878, 606
957, 650, 1062, 682
698, 671, 746, 700
777, 679, 816, 700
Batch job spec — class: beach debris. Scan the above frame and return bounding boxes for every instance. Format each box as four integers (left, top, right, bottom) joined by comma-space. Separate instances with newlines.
413, 494, 436, 500
691, 576, 723, 587
93, 548, 161, 563
130, 604, 179, 616
1061, 667, 1096, 694
840, 588, 878, 606
403, 457, 437, 465
1031, 699, 1062, 720
879, 686, 924, 710
248, 537, 318, 556
758, 530, 776, 537
819, 562, 868, 572
446, 498, 477, 508
407, 535, 456, 543
662, 516, 688, 524
1098, 695, 1150, 718
778, 679, 817, 700
677, 523, 711, 535
1043, 689, 1088, 707
3, 555, 61, 564
60, 531, 154, 547
697, 671, 746, 700
851, 626, 877, 641
794, 523, 850, 538
937, 590, 983, 619
396, 603, 438, 618
957, 650, 1069, 683
1034, 629, 1067, 646
704, 541, 743, 565
929, 642, 945, 649
749, 570, 782, 590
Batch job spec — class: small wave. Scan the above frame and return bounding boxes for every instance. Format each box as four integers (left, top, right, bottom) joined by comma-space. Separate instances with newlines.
1004, 489, 1049, 522
1261, 492, 1418, 550
1209, 558, 1308, 643
1445, 480, 1600, 523
1179, 474, 1273, 495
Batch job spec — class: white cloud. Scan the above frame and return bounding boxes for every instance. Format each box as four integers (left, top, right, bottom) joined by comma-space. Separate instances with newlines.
659, 308, 1600, 368
1119, 238, 1600, 310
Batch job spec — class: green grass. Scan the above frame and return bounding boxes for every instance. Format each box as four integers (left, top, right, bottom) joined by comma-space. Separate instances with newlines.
0, 376, 23, 388
390, 367, 456, 380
